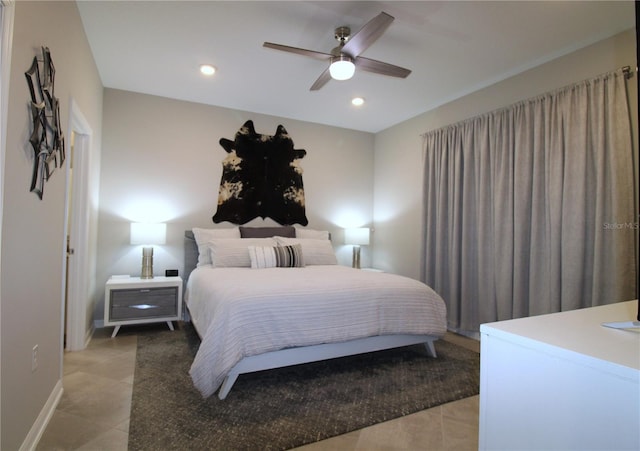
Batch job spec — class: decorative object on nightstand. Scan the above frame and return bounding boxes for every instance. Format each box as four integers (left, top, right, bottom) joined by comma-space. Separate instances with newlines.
130, 222, 166, 279
104, 276, 182, 337
345, 227, 370, 269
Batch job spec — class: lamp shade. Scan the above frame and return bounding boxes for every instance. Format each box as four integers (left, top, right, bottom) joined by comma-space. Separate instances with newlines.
344, 227, 370, 246
329, 56, 355, 81
130, 223, 167, 245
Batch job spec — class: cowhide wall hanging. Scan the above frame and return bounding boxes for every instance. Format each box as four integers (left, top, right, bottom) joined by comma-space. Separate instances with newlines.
24, 46, 65, 199
212, 120, 308, 226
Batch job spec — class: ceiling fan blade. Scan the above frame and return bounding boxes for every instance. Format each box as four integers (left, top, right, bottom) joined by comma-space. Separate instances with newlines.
355, 56, 411, 78
342, 12, 394, 57
263, 42, 331, 61
310, 67, 332, 91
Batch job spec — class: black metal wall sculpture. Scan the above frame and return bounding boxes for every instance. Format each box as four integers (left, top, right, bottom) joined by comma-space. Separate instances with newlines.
213, 120, 308, 226
24, 47, 65, 199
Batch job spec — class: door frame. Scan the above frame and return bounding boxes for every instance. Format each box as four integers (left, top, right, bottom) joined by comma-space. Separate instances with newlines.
62, 99, 93, 352
0, 0, 15, 437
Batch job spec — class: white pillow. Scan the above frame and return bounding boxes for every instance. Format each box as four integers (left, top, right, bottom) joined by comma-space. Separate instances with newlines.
274, 237, 337, 265
192, 227, 241, 266
209, 238, 277, 267
248, 244, 305, 269
295, 228, 330, 240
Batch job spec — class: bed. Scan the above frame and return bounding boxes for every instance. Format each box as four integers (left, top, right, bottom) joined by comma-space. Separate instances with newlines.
184, 227, 447, 399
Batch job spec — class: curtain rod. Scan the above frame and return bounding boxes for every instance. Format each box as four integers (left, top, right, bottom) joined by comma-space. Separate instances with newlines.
420, 67, 634, 139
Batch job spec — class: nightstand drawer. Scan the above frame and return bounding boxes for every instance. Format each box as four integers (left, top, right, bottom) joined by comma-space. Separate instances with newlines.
109, 287, 178, 321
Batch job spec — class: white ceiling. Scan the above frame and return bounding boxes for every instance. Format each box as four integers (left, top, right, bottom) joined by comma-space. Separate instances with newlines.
76, 1, 635, 133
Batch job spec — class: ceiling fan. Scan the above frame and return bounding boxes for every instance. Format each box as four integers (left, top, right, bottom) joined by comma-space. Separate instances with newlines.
263, 12, 411, 91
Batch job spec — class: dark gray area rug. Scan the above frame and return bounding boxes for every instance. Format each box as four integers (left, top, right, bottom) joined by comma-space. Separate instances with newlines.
128, 322, 479, 451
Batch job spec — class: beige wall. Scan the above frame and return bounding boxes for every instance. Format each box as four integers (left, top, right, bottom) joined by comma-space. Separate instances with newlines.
373, 29, 638, 281
95, 89, 374, 322
0, 1, 103, 449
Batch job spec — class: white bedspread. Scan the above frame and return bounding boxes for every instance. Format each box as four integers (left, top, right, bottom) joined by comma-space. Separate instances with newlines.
186, 265, 447, 398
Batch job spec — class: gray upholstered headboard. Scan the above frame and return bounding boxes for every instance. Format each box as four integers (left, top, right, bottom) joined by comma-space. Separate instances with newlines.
184, 230, 198, 282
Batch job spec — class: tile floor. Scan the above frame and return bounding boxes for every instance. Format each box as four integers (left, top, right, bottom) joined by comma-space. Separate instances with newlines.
36, 326, 480, 450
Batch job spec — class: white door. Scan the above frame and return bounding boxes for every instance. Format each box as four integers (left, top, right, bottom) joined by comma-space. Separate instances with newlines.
63, 101, 93, 351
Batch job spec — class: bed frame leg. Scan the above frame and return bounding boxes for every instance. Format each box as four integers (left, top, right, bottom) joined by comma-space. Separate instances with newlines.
424, 340, 437, 358
218, 373, 239, 400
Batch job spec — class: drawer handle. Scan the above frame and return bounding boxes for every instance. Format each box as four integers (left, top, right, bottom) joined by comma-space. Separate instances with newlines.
139, 289, 151, 293
128, 304, 159, 310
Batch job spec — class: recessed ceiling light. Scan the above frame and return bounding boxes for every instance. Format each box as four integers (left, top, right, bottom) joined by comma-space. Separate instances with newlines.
200, 64, 216, 76
351, 97, 365, 106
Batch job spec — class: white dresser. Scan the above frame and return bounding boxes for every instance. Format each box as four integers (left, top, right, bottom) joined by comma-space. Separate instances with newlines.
479, 300, 640, 450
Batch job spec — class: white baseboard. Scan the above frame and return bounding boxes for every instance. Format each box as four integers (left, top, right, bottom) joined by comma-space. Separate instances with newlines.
19, 380, 63, 451
84, 324, 95, 348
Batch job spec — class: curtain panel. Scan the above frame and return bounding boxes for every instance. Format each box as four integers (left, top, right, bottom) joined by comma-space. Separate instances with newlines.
421, 69, 637, 332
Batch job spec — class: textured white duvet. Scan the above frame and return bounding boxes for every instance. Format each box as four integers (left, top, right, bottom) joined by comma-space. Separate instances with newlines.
186, 265, 447, 398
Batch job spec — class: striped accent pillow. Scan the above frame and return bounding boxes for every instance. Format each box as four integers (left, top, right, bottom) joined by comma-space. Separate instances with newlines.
273, 237, 337, 265
248, 244, 305, 269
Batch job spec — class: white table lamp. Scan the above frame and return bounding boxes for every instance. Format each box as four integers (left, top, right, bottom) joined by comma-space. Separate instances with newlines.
130, 223, 167, 278
345, 227, 370, 269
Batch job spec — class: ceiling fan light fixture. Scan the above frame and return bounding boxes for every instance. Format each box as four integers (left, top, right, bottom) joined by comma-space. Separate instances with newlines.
329, 56, 355, 81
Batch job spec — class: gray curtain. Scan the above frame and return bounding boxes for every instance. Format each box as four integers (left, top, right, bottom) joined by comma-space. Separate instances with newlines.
421, 69, 637, 332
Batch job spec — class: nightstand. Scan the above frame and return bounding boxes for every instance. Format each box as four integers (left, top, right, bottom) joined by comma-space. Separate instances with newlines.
104, 276, 183, 337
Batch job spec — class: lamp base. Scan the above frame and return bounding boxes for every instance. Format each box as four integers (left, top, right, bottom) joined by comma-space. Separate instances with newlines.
141, 251, 154, 279
352, 245, 361, 269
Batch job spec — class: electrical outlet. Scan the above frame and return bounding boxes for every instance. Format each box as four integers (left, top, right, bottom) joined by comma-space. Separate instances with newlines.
32, 345, 38, 372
